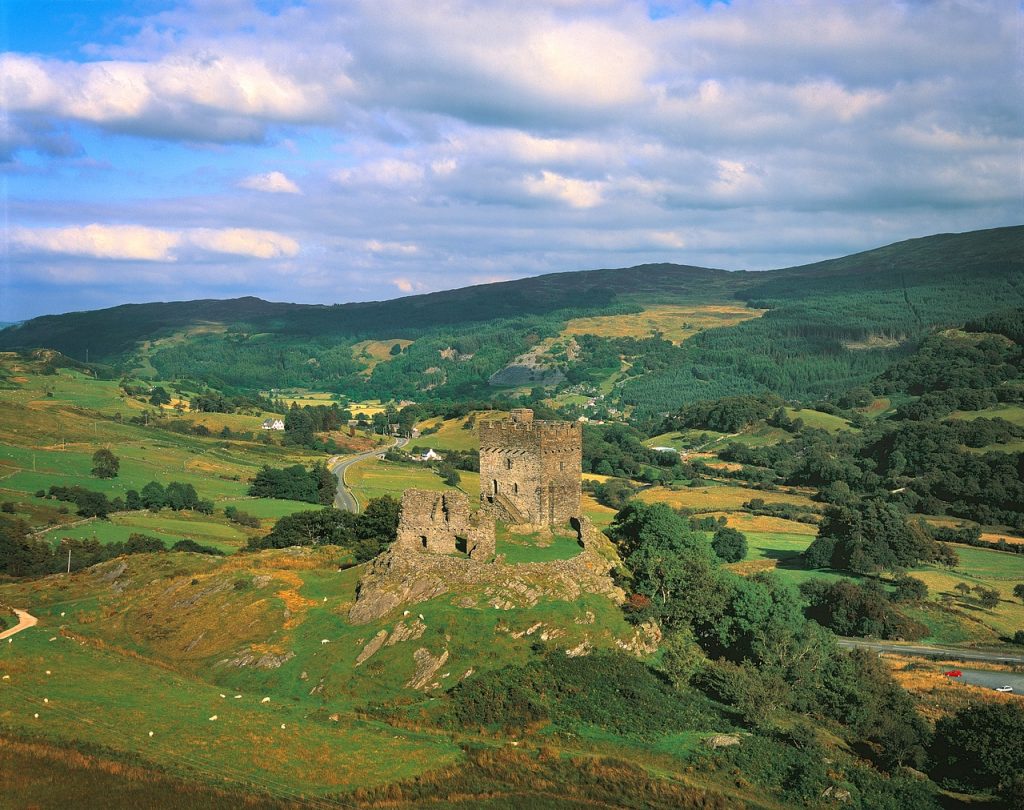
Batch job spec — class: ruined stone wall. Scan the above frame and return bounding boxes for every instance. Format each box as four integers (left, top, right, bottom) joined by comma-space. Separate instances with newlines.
395, 488, 495, 559
395, 489, 470, 554
478, 409, 581, 527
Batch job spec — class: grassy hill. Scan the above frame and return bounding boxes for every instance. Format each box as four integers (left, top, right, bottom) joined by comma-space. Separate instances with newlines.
2, 226, 1021, 414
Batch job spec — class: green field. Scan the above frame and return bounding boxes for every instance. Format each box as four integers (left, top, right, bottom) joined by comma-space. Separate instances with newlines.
494, 523, 584, 564
413, 412, 502, 452
346, 458, 479, 507
948, 403, 1024, 426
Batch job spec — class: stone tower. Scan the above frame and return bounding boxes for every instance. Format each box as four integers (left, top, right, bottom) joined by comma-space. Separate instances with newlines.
478, 408, 582, 528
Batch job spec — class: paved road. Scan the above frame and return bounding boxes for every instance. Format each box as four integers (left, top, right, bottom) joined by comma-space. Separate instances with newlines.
0, 609, 38, 641
328, 437, 407, 513
838, 638, 1024, 665
949, 668, 1024, 694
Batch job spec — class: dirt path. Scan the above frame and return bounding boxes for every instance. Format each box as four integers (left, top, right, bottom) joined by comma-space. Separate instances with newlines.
0, 609, 38, 641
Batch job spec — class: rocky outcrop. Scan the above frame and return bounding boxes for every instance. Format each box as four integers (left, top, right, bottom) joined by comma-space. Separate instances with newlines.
349, 517, 623, 624
406, 647, 449, 689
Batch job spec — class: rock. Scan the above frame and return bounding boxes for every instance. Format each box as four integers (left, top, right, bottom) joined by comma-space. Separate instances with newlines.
704, 734, 742, 749
615, 620, 662, 657
822, 786, 852, 802
355, 630, 389, 665
406, 648, 449, 690
328, 713, 339, 722
385, 619, 427, 647
299, 671, 308, 681
575, 610, 596, 625
218, 649, 294, 669
565, 640, 592, 658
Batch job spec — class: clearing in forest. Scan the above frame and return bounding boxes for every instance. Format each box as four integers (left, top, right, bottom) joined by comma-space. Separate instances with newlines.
561, 304, 765, 345
350, 339, 414, 375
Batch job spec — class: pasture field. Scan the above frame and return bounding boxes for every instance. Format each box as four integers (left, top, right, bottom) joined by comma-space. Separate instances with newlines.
0, 614, 461, 797
345, 458, 478, 507
0, 357, 327, 542
413, 411, 504, 452
350, 339, 413, 375
38, 511, 250, 554
638, 483, 818, 513
560, 304, 765, 345
0, 545, 656, 803
784, 407, 853, 433
948, 403, 1024, 427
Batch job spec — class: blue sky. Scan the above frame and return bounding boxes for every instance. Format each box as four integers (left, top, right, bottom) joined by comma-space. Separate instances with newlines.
1, 0, 1020, 320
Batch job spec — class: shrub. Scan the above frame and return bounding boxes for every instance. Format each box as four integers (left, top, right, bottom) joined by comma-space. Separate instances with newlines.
711, 526, 747, 563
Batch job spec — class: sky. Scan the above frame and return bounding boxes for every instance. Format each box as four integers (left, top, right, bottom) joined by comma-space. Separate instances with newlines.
1, 0, 1021, 321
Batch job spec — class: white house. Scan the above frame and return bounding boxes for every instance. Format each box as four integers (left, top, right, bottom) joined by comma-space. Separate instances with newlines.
261, 418, 285, 431
414, 448, 444, 462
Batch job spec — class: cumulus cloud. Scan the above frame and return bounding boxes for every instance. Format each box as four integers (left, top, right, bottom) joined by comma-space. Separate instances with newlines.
2, 0, 1019, 319
239, 171, 301, 194
10, 225, 299, 261
524, 170, 606, 208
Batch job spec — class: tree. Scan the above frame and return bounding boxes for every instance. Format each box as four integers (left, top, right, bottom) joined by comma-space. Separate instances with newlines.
658, 628, 705, 689
974, 586, 1000, 609
711, 525, 747, 563
931, 702, 1024, 798
389, 343, 403, 356
891, 575, 928, 602
91, 448, 120, 479
149, 386, 171, 406
1013, 583, 1024, 603
140, 481, 166, 511
954, 582, 972, 597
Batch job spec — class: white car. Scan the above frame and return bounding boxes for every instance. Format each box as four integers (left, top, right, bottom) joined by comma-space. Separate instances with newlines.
995, 685, 1013, 693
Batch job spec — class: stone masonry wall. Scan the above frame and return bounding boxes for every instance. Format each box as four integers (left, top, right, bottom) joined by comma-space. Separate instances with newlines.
478, 408, 581, 528
394, 488, 494, 558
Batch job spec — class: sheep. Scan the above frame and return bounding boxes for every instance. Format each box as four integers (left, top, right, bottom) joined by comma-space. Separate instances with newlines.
418, 614, 425, 621
219, 694, 226, 698
148, 731, 154, 738
280, 723, 286, 729
45, 670, 51, 675
320, 639, 330, 645
209, 715, 218, 721
33, 713, 38, 719
2, 675, 9, 680
233, 694, 241, 699
261, 697, 271, 704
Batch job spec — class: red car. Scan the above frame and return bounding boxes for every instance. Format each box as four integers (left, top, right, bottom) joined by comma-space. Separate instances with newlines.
944, 670, 962, 677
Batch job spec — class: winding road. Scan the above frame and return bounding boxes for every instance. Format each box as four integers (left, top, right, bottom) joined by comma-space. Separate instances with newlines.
0, 609, 38, 641
328, 437, 407, 513
838, 637, 1024, 666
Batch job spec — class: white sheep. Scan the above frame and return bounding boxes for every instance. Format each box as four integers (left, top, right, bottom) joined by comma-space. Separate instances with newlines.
233, 694, 241, 699
403, 610, 410, 617
418, 614, 424, 621
209, 715, 218, 721
33, 713, 38, 719
320, 639, 330, 645
280, 723, 286, 729
219, 694, 225, 698
45, 670, 51, 675
261, 697, 271, 704
148, 731, 154, 737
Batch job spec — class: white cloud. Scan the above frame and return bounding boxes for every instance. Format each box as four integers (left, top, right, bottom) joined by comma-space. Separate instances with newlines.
239, 171, 301, 194
524, 171, 605, 208
10, 225, 181, 261
366, 240, 419, 255
188, 229, 300, 259
10, 224, 298, 261
333, 158, 425, 187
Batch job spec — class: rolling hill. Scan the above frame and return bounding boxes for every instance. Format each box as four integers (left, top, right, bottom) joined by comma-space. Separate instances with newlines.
1, 225, 1021, 416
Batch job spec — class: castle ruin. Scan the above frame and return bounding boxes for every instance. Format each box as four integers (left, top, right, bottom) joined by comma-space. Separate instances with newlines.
391, 408, 582, 561
393, 489, 495, 558
350, 410, 618, 624
478, 408, 582, 530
